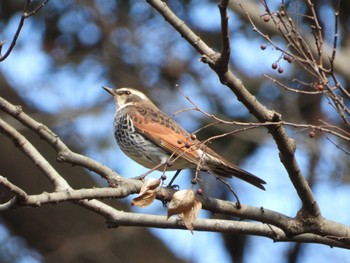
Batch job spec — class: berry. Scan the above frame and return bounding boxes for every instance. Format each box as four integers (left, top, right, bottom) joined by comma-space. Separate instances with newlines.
272, 62, 278, 69
196, 188, 203, 195
283, 54, 289, 61
278, 67, 284, 73
260, 43, 267, 50
161, 174, 167, 181
263, 15, 270, 22
309, 131, 316, 138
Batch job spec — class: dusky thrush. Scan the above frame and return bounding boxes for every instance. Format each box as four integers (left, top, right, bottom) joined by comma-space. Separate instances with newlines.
103, 87, 266, 190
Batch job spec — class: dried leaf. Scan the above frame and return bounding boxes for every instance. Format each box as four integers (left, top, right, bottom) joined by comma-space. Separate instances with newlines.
131, 190, 156, 207
139, 178, 161, 195
167, 189, 195, 218
181, 198, 202, 233
131, 178, 161, 208
167, 189, 202, 232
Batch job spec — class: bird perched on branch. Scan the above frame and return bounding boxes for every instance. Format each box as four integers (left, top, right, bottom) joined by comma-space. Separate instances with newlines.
103, 86, 266, 190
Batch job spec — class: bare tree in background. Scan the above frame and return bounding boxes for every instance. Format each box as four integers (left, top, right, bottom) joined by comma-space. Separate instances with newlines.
0, 0, 349, 262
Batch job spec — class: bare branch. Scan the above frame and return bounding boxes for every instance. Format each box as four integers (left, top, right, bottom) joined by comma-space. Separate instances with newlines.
147, 0, 320, 217
0, 0, 50, 62
0, 118, 70, 190
330, 0, 339, 66
0, 175, 28, 200
177, 85, 350, 147
104, 212, 350, 249
1, 171, 350, 249
265, 75, 324, 95
0, 197, 18, 211
3, 176, 350, 249
146, 0, 217, 64
218, 0, 231, 71
0, 96, 121, 186
242, 1, 350, 128
1, 0, 350, 250
25, 0, 50, 17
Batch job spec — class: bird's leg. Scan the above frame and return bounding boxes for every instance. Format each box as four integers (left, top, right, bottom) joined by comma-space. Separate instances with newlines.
167, 169, 182, 188
133, 162, 165, 180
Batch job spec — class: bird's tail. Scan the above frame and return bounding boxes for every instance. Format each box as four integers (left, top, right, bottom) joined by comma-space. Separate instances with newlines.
209, 163, 266, 190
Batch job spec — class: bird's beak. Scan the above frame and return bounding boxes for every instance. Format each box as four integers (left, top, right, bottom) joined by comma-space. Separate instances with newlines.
102, 86, 115, 96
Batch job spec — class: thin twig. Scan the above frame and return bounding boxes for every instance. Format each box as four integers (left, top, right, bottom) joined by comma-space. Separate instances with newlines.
176, 86, 350, 142
0, 0, 50, 61
218, 0, 231, 71
216, 176, 241, 208
0, 175, 28, 200
265, 75, 324, 95
245, 1, 350, 129
330, 0, 339, 67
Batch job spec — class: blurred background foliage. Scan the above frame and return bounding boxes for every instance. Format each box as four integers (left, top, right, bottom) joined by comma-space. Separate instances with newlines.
0, 0, 349, 262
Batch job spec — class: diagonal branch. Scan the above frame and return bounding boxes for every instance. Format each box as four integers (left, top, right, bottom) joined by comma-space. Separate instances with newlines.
0, 96, 121, 187
0, 117, 70, 190
146, 0, 218, 66
0, 0, 50, 62
146, 0, 320, 217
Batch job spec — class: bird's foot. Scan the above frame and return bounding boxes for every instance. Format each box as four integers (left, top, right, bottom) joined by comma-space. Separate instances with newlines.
166, 169, 182, 188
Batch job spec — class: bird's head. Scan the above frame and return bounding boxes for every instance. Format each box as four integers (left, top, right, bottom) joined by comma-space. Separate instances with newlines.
102, 86, 156, 109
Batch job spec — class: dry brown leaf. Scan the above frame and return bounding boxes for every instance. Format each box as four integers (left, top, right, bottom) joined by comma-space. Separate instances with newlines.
167, 189, 195, 218
131, 190, 156, 207
181, 197, 202, 233
131, 178, 161, 208
139, 178, 161, 195
167, 189, 202, 232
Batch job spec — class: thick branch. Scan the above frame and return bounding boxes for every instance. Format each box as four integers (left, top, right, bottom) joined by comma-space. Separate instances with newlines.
146, 0, 320, 217
105, 213, 350, 249
2, 174, 350, 249
1, 175, 350, 248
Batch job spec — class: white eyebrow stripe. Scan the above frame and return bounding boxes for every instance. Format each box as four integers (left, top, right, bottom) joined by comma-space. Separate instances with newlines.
133, 90, 147, 100
118, 88, 148, 100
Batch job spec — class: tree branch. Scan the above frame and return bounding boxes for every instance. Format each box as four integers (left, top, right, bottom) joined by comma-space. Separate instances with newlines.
1, 0, 349, 251
218, 0, 231, 71
0, 0, 50, 61
0, 96, 121, 187
0, 118, 70, 190
1, 167, 350, 249
146, 0, 320, 217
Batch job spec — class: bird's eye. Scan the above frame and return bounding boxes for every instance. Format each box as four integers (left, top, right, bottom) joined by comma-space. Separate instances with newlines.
125, 90, 131, 95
